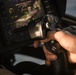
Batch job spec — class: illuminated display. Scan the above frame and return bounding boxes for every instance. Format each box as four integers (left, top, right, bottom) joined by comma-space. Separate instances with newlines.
3, 0, 45, 28
66, 0, 76, 17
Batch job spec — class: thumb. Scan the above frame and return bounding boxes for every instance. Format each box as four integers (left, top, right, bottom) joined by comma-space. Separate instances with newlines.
53, 31, 76, 53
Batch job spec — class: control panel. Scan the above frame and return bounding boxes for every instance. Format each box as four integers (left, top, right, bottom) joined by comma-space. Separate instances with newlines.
0, 0, 60, 43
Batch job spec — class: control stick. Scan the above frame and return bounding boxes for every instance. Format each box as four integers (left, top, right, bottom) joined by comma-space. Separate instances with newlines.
28, 14, 68, 75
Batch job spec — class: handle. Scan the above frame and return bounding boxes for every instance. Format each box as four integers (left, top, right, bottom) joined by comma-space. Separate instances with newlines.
44, 41, 68, 75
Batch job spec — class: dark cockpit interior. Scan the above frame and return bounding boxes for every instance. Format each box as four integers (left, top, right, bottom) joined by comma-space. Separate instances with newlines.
0, 0, 76, 75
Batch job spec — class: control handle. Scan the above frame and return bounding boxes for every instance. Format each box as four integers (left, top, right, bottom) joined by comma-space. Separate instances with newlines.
45, 41, 68, 75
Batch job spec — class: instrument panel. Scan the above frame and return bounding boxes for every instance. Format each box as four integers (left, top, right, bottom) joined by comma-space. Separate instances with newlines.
0, 0, 49, 42
0, 0, 65, 43
3, 0, 45, 29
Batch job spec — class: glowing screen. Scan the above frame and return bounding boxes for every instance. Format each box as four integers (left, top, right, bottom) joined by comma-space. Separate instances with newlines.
4, 0, 45, 28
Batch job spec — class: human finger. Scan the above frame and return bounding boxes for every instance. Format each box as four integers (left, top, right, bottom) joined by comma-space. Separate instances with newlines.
67, 52, 76, 63
34, 41, 40, 48
45, 60, 51, 66
54, 31, 76, 53
43, 46, 57, 61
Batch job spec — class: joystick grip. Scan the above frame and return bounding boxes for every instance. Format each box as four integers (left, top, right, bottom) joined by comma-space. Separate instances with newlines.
44, 40, 61, 54
44, 41, 68, 75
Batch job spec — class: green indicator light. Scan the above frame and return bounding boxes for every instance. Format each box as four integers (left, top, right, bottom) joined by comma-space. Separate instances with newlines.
9, 8, 14, 14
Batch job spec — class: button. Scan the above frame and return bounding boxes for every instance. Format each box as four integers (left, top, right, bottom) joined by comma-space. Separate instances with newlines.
44, 2, 49, 6
46, 6, 50, 8
9, 8, 14, 14
47, 11, 52, 14
46, 8, 51, 13
55, 17, 58, 23
44, 0, 48, 3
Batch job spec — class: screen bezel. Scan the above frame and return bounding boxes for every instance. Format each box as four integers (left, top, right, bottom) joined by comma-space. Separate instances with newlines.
55, 0, 76, 24
62, 14, 76, 24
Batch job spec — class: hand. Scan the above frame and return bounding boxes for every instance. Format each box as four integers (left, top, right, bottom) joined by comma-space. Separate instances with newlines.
34, 30, 76, 65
